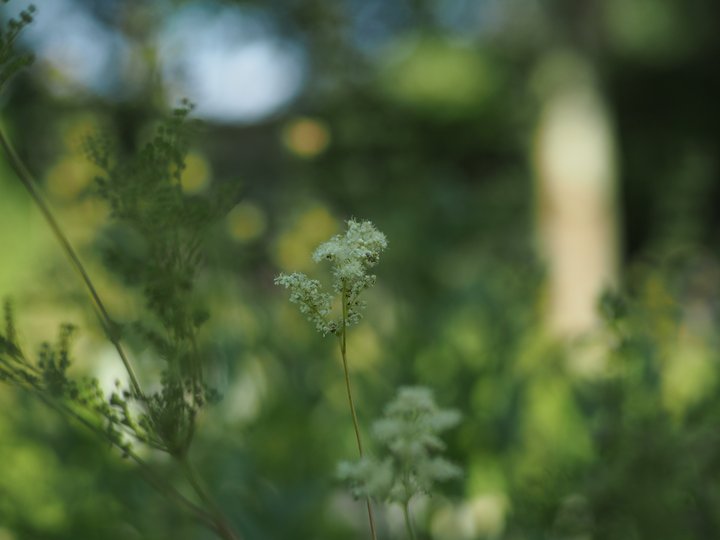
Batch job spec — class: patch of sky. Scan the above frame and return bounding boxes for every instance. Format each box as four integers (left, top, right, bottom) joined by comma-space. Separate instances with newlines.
345, 0, 415, 56
344, 0, 507, 59
156, 1, 306, 124
10, 0, 137, 98
432, 0, 504, 40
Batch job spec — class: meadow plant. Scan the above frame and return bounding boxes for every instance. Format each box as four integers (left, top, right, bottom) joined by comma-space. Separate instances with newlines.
275, 218, 387, 538
276, 223, 463, 538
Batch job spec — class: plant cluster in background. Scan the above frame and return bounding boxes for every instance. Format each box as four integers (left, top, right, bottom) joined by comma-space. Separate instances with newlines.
338, 387, 462, 539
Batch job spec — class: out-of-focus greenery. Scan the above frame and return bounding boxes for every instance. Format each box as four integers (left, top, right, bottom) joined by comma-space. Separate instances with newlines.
1, 0, 720, 539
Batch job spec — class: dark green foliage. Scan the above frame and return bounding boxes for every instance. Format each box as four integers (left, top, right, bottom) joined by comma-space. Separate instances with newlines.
502, 280, 720, 540
2, 100, 226, 463
85, 102, 208, 340
0, 1, 35, 92
0, 303, 135, 457
1, 34, 224, 460
38, 323, 75, 397
84, 103, 227, 457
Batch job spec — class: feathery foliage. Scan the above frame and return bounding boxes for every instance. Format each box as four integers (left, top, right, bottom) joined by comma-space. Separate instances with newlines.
0, 302, 137, 457
0, 1, 35, 92
84, 102, 226, 457
0, 8, 244, 537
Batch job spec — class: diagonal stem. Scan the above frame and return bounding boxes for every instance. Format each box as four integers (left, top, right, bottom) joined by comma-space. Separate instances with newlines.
0, 126, 145, 399
402, 502, 417, 540
179, 454, 242, 540
30, 389, 216, 531
0, 124, 239, 540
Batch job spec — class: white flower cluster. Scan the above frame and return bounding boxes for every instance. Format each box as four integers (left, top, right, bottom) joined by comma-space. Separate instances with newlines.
275, 219, 387, 335
337, 386, 462, 505
274, 273, 334, 335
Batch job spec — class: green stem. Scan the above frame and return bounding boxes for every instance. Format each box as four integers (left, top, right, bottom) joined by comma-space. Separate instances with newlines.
340, 288, 378, 540
30, 390, 216, 531
340, 310, 363, 455
179, 455, 242, 540
0, 126, 145, 400
403, 502, 417, 540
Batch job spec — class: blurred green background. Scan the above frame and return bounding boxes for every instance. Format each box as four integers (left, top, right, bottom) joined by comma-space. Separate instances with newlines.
2, 0, 720, 538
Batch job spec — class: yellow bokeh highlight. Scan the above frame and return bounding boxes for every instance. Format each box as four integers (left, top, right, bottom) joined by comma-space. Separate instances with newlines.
282, 117, 331, 158
274, 206, 338, 272
381, 37, 498, 112
45, 156, 96, 200
0, 176, 50, 292
226, 201, 267, 242
180, 151, 211, 193
662, 338, 716, 418
0, 443, 67, 531
347, 324, 381, 371
523, 376, 592, 463
60, 113, 102, 151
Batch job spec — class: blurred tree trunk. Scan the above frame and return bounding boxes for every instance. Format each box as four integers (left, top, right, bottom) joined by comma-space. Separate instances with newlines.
533, 51, 620, 336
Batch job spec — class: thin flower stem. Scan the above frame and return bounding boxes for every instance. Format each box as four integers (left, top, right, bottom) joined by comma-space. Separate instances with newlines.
340, 318, 363, 454
340, 288, 378, 540
179, 455, 242, 540
403, 502, 417, 540
0, 127, 145, 400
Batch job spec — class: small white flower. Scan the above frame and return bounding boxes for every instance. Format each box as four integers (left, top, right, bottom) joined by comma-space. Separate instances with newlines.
274, 272, 334, 335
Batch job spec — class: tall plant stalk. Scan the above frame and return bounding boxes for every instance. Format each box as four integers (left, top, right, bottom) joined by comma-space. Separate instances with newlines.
340, 287, 378, 540
275, 218, 388, 540
402, 502, 417, 540
0, 128, 144, 399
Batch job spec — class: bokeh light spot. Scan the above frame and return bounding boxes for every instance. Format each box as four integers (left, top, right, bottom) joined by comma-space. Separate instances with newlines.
180, 152, 211, 194
226, 201, 267, 243
347, 324, 381, 370
45, 157, 94, 200
274, 206, 338, 271
282, 117, 331, 158
380, 36, 499, 112
158, 3, 305, 123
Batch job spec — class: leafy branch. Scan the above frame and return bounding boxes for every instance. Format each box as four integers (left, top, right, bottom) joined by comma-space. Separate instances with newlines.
0, 4, 241, 538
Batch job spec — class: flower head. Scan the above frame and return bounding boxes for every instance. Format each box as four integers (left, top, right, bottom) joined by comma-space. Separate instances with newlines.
276, 218, 387, 335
